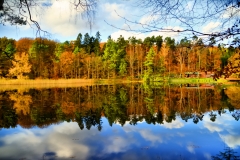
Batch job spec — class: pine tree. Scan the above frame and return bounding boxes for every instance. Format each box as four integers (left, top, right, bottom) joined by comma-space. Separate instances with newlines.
144, 47, 155, 82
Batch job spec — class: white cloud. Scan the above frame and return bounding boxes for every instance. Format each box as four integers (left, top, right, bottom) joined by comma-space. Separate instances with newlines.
203, 122, 223, 133
111, 30, 145, 40
203, 113, 234, 133
139, 130, 162, 143
186, 1, 194, 11
163, 118, 184, 129
0, 122, 90, 159
219, 134, 240, 148
103, 3, 126, 20
103, 137, 130, 153
204, 153, 212, 160
222, 6, 240, 19
203, 112, 240, 148
202, 22, 221, 33
110, 26, 183, 41
177, 132, 185, 137
27, 0, 89, 37
187, 145, 195, 154
139, 15, 159, 25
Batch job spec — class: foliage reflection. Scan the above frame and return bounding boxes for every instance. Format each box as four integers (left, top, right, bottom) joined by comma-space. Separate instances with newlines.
0, 84, 239, 130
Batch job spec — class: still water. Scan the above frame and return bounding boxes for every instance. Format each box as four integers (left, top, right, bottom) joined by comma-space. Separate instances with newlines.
0, 84, 240, 160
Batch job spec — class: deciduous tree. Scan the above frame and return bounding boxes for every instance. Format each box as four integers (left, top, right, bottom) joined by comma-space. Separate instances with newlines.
8, 52, 32, 79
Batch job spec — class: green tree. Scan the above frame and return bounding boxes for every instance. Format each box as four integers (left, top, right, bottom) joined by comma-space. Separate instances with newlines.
75, 33, 83, 48
83, 33, 91, 54
103, 35, 127, 78
29, 38, 56, 78
144, 47, 155, 82
93, 31, 101, 56
0, 37, 16, 77
155, 35, 163, 53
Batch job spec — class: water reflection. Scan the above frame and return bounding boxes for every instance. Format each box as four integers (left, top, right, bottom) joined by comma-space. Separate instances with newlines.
1, 84, 239, 129
0, 84, 239, 159
212, 147, 240, 160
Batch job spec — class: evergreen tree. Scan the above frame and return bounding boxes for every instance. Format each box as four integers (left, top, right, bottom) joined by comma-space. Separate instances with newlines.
144, 47, 155, 82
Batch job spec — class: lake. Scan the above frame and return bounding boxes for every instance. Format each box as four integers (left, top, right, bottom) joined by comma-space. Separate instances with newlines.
0, 83, 240, 160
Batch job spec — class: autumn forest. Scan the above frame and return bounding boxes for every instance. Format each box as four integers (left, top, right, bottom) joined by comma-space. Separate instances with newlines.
1, 32, 240, 81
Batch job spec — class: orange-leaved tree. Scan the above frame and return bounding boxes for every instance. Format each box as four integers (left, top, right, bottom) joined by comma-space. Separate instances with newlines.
8, 52, 32, 79
60, 51, 74, 78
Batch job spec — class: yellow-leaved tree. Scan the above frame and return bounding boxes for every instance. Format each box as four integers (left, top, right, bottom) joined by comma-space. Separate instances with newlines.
8, 52, 32, 79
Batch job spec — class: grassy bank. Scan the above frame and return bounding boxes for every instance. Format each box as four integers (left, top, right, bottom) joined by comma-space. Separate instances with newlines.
168, 78, 228, 84
0, 79, 97, 85
0, 78, 143, 90
0, 78, 233, 91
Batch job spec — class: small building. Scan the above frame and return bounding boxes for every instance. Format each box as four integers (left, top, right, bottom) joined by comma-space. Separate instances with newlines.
185, 72, 200, 78
185, 71, 214, 78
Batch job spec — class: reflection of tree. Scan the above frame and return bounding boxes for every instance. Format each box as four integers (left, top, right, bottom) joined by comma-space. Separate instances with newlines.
9, 90, 32, 116
61, 101, 77, 116
143, 83, 155, 115
75, 109, 103, 131
0, 105, 18, 129
224, 87, 240, 109
209, 111, 217, 122
129, 115, 139, 125
181, 112, 204, 124
212, 147, 240, 160
145, 111, 164, 125
1, 84, 240, 129
232, 111, 240, 121
165, 110, 176, 123
221, 89, 235, 112
84, 109, 102, 131
193, 113, 204, 124
75, 112, 84, 130
181, 112, 193, 122
103, 91, 128, 126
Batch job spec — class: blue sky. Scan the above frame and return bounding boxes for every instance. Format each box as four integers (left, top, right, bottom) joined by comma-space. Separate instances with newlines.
0, 0, 231, 43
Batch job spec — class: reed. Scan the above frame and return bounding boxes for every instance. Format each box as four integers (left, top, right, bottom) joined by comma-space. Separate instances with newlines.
0, 78, 142, 90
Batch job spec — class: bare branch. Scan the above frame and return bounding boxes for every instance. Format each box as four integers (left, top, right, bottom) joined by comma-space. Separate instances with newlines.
106, 0, 240, 44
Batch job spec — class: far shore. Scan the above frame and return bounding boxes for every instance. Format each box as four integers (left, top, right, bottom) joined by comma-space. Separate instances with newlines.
0, 78, 235, 90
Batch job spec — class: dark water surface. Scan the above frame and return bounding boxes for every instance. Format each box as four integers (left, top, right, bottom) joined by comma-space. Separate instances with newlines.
0, 84, 240, 160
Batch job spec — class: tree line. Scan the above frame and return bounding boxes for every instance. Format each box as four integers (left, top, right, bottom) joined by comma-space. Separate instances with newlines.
0, 32, 239, 80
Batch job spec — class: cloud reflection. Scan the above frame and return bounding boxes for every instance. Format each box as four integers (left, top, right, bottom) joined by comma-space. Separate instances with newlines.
163, 119, 184, 129
219, 134, 240, 148
0, 112, 239, 159
203, 111, 240, 148
0, 122, 90, 159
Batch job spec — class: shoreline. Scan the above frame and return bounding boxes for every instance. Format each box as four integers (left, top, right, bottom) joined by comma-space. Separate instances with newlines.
0, 79, 142, 90
0, 78, 235, 91
0, 78, 230, 85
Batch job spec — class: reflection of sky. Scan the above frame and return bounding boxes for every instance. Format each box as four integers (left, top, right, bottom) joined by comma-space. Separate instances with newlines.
0, 111, 239, 160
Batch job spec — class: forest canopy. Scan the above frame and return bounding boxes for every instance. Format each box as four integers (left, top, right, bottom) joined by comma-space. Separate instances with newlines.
0, 32, 239, 80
